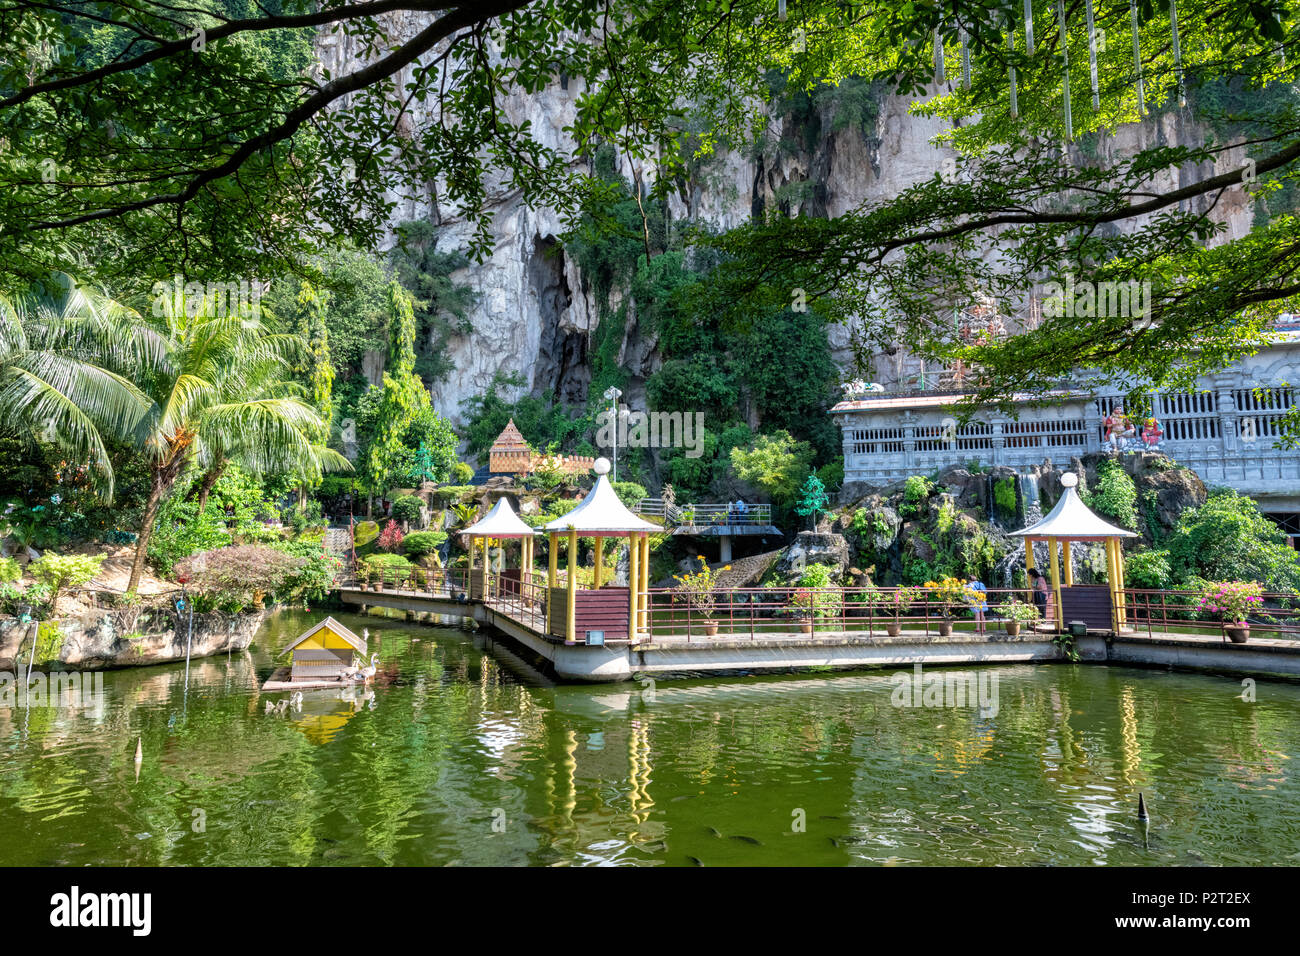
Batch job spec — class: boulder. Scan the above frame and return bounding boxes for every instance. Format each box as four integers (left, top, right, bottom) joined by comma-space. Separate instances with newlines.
774, 531, 851, 579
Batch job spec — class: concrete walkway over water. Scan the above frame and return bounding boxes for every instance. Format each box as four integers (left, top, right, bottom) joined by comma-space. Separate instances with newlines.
337, 585, 1300, 683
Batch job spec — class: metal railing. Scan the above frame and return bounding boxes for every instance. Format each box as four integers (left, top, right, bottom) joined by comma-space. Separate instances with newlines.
337, 570, 1300, 646
1120, 588, 1300, 642
636, 499, 773, 528
644, 585, 1037, 641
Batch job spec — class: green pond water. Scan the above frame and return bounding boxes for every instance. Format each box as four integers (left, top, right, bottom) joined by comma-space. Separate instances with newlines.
2, 608, 1299, 866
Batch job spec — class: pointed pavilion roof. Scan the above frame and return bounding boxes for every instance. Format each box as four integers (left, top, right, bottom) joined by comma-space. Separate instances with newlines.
1010, 472, 1138, 540
543, 458, 661, 535
491, 418, 529, 451
460, 496, 535, 539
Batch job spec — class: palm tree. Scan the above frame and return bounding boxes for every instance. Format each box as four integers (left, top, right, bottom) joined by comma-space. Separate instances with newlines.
0, 275, 159, 501
122, 284, 351, 592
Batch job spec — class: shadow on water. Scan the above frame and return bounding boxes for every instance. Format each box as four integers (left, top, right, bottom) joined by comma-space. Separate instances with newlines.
1, 607, 1298, 866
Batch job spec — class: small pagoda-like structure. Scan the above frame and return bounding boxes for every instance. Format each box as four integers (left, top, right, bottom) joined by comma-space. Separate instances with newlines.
486, 419, 594, 478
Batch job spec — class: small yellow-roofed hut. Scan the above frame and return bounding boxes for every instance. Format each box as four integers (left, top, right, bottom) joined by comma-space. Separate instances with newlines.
283, 616, 367, 683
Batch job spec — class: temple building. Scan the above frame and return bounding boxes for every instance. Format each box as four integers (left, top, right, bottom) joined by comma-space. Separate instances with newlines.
472, 419, 595, 484
831, 324, 1300, 535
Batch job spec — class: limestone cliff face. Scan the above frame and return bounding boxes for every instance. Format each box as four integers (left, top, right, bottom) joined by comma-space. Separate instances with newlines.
315, 23, 1254, 428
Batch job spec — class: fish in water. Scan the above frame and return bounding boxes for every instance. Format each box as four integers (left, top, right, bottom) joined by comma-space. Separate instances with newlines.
705, 826, 722, 838
686, 856, 704, 867
729, 835, 763, 846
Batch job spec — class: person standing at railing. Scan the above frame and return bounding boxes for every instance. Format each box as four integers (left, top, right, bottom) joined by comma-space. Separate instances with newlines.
1028, 568, 1049, 624
966, 573, 988, 635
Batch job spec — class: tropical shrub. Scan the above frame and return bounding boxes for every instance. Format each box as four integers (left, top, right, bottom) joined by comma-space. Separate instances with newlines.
1124, 549, 1173, 590
0, 557, 19, 584
272, 542, 342, 604
612, 481, 648, 510
176, 546, 306, 611
787, 563, 842, 620
377, 519, 404, 553
922, 576, 976, 618
354, 520, 379, 547
146, 499, 232, 575
900, 476, 934, 519
452, 461, 475, 484
29, 553, 105, 607
1083, 460, 1137, 528
363, 552, 414, 586
403, 531, 447, 558
390, 494, 425, 526
1163, 490, 1300, 593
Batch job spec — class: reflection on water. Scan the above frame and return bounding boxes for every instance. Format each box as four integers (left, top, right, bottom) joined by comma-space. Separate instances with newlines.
1, 607, 1299, 866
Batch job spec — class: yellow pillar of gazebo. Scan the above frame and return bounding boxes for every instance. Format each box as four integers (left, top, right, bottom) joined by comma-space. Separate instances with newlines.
593, 537, 604, 588
1062, 541, 1074, 587
628, 532, 640, 637
566, 528, 578, 643
547, 532, 558, 633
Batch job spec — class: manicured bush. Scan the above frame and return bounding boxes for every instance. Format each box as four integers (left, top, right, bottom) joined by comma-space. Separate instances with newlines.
612, 481, 648, 509
390, 494, 425, 526
353, 520, 379, 546
452, 461, 475, 484
403, 530, 447, 558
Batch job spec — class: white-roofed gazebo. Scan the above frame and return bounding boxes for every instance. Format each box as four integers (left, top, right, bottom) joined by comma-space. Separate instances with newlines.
461, 496, 536, 601
543, 458, 660, 645
1010, 472, 1138, 632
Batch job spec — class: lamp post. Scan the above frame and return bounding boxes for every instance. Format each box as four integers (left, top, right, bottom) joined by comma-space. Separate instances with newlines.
603, 385, 623, 482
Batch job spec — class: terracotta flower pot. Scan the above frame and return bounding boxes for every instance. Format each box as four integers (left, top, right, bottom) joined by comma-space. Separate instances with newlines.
937, 620, 953, 636
1225, 623, 1249, 644
886, 622, 901, 637
799, 619, 813, 634
703, 621, 719, 637
1004, 621, 1021, 637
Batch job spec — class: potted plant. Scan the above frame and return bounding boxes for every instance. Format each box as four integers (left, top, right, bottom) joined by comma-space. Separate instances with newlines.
996, 598, 1040, 636
786, 564, 842, 634
671, 557, 728, 636
1196, 581, 1264, 643
882, 586, 919, 636
923, 577, 970, 636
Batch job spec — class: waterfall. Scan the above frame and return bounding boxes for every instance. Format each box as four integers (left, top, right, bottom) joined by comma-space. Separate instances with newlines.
1019, 472, 1043, 525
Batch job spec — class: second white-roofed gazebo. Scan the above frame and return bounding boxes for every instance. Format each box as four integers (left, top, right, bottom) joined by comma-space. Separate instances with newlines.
460, 496, 537, 601
1010, 472, 1138, 632
543, 458, 660, 645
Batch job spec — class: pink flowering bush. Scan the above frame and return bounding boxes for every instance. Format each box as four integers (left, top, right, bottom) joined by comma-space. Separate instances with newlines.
1195, 581, 1264, 624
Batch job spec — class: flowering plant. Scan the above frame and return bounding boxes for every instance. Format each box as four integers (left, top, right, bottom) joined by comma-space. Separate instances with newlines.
1196, 581, 1264, 624
923, 577, 976, 618
882, 586, 920, 622
996, 598, 1041, 623
672, 557, 728, 621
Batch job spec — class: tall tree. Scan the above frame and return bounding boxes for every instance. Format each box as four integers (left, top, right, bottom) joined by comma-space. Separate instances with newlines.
363, 282, 425, 501
123, 283, 350, 591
